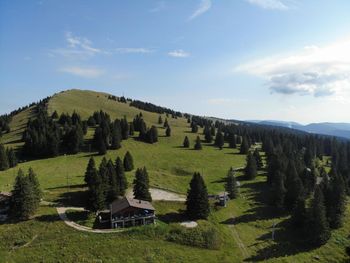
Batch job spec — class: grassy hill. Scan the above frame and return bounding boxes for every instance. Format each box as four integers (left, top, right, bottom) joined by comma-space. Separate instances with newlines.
0, 89, 349, 263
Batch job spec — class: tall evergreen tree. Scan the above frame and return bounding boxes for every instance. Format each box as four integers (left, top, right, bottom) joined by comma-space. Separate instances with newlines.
214, 130, 224, 149
291, 198, 307, 228
115, 157, 128, 196
133, 167, 152, 201
0, 144, 9, 171
106, 159, 119, 202
84, 157, 97, 186
284, 161, 304, 211
183, 136, 190, 148
186, 172, 210, 220
194, 136, 202, 150
123, 151, 134, 171
204, 126, 213, 143
6, 148, 17, 168
163, 118, 169, 128
253, 148, 263, 169
228, 133, 237, 149
158, 115, 163, 124
120, 116, 129, 140
166, 126, 171, 137
110, 120, 122, 150
88, 168, 106, 211
93, 127, 107, 155
240, 137, 249, 154
271, 171, 286, 208
28, 168, 42, 207
225, 168, 238, 199
245, 152, 257, 180
307, 186, 331, 246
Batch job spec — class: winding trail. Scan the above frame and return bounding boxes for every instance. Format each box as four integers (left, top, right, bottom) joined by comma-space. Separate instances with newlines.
228, 215, 249, 258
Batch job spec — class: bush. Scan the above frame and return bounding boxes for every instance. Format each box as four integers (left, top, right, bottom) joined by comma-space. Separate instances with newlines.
166, 224, 221, 250
346, 246, 350, 256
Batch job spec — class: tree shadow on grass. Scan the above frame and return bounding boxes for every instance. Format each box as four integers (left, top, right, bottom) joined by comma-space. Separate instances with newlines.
244, 219, 315, 262
47, 184, 87, 190
157, 210, 187, 224
55, 190, 88, 207
35, 213, 60, 222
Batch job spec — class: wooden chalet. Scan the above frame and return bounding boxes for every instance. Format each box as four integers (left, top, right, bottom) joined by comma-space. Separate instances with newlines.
109, 197, 155, 228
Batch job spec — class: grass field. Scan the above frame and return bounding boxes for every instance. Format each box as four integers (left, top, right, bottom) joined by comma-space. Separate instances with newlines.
0, 89, 349, 263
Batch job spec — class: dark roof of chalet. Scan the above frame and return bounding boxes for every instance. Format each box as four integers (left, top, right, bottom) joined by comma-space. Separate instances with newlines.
110, 197, 155, 214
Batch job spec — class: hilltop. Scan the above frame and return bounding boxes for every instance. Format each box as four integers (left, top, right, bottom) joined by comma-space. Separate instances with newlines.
0, 89, 349, 263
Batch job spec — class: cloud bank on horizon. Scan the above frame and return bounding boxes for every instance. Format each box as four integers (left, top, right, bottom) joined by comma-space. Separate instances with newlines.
234, 37, 350, 101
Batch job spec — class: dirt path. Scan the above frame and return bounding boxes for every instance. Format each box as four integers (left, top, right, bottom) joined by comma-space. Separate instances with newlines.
126, 188, 186, 202
56, 207, 123, 234
228, 215, 249, 259
12, 234, 38, 250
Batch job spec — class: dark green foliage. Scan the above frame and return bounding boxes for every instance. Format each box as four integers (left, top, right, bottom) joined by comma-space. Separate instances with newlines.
63, 124, 84, 154
158, 115, 163, 124
123, 151, 134, 171
51, 110, 58, 119
87, 116, 96, 126
210, 126, 216, 136
214, 130, 224, 149
290, 198, 307, 228
271, 171, 286, 208
106, 160, 118, 202
166, 126, 171, 137
115, 157, 128, 196
183, 136, 190, 148
307, 186, 331, 246
93, 127, 107, 155
163, 118, 169, 128
253, 148, 263, 169
228, 133, 236, 149
225, 168, 238, 199
245, 152, 257, 180
284, 161, 304, 211
7, 148, 18, 168
186, 172, 210, 220
194, 136, 202, 150
240, 137, 249, 154
110, 120, 122, 150
133, 167, 152, 201
0, 144, 9, 171
204, 126, 212, 143
11, 168, 41, 220
84, 157, 97, 185
129, 122, 134, 136
120, 116, 129, 140
88, 167, 106, 211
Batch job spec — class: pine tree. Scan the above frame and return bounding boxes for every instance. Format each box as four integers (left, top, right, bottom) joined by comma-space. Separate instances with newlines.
107, 160, 118, 202
129, 122, 134, 136
84, 157, 97, 186
120, 116, 129, 140
225, 168, 238, 199
88, 168, 106, 211
158, 115, 163, 124
0, 144, 9, 171
110, 120, 122, 150
210, 126, 216, 136
291, 198, 307, 228
271, 171, 286, 208
204, 126, 213, 143
253, 148, 263, 169
7, 148, 17, 168
186, 172, 210, 220
228, 133, 237, 149
307, 186, 331, 246
245, 152, 257, 180
93, 127, 107, 155
240, 137, 249, 154
116, 157, 128, 196
214, 130, 224, 149
28, 168, 42, 207
194, 136, 202, 150
166, 126, 171, 137
133, 167, 152, 201
51, 110, 59, 119
191, 123, 198, 133
163, 118, 169, 128
123, 151, 134, 171
284, 161, 304, 211
183, 136, 190, 148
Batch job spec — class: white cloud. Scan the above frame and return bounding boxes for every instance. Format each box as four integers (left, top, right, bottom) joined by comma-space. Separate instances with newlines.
245, 0, 290, 10
188, 0, 211, 20
168, 49, 190, 58
234, 37, 350, 99
115, 48, 154, 54
50, 32, 103, 59
149, 1, 166, 12
59, 66, 104, 78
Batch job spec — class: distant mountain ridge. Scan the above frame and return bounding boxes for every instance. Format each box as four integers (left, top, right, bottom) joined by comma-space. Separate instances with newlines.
247, 120, 350, 139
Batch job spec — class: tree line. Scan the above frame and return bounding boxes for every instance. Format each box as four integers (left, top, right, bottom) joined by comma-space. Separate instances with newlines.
0, 144, 18, 171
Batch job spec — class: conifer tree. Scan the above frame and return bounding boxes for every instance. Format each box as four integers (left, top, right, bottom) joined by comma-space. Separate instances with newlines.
225, 168, 238, 199
204, 126, 213, 143
133, 167, 152, 201
120, 116, 129, 140
291, 198, 307, 228
88, 168, 106, 211
116, 157, 128, 196
166, 126, 171, 137
163, 118, 169, 128
28, 168, 42, 207
186, 172, 210, 220
106, 159, 118, 202
51, 110, 59, 119
210, 126, 216, 136
183, 136, 190, 148
194, 136, 202, 150
129, 122, 134, 136
271, 171, 286, 208
245, 152, 257, 180
214, 130, 225, 149
7, 148, 17, 168
110, 120, 122, 150
253, 148, 263, 169
191, 123, 198, 133
228, 133, 237, 149
0, 144, 9, 171
123, 151, 134, 171
158, 115, 163, 124
93, 127, 107, 155
307, 186, 331, 246
84, 157, 97, 186
240, 137, 249, 154
285, 161, 304, 211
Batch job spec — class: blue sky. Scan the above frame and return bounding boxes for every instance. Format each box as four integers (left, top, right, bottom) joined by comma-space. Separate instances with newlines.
1, 0, 350, 124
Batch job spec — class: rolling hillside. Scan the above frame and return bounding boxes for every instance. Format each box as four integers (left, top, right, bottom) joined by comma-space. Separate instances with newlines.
0, 89, 349, 263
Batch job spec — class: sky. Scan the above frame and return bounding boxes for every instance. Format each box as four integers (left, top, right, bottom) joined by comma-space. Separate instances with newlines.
1, 0, 350, 124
